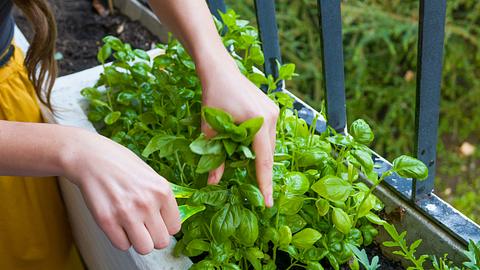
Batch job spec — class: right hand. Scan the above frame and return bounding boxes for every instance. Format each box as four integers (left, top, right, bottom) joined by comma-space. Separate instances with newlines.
62, 128, 181, 255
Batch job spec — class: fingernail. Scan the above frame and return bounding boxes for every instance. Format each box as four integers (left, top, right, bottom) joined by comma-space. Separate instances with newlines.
265, 193, 274, 207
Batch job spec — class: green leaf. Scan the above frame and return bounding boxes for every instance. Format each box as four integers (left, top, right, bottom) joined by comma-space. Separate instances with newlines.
170, 183, 196, 198
104, 111, 121, 125
210, 203, 242, 242
332, 207, 352, 234
296, 149, 329, 168
285, 172, 310, 195
142, 135, 185, 158
81, 87, 102, 99
392, 155, 429, 180
279, 63, 296, 80
238, 116, 264, 143
102, 35, 123, 51
185, 239, 209, 257
281, 214, 307, 233
236, 208, 259, 246
245, 247, 264, 270
178, 205, 206, 223
357, 193, 376, 218
190, 186, 229, 207
278, 225, 292, 248
349, 119, 374, 145
190, 134, 224, 155
351, 149, 374, 173
116, 91, 136, 105
239, 183, 265, 207
133, 49, 150, 61
315, 198, 330, 216
311, 175, 353, 202
306, 262, 325, 270
196, 153, 226, 173
223, 140, 237, 156
247, 72, 269, 87
97, 44, 112, 64
291, 228, 322, 249
202, 107, 235, 133
279, 194, 304, 215
239, 145, 255, 159
365, 212, 386, 225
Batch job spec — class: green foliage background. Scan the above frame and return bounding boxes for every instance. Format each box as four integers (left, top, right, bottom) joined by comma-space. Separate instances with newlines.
225, 0, 480, 223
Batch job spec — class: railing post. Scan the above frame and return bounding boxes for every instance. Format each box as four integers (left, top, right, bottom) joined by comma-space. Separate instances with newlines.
206, 0, 226, 22
317, 0, 347, 133
254, 0, 282, 82
413, 0, 447, 200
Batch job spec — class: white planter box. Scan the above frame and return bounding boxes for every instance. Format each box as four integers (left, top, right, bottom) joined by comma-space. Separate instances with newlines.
42, 49, 192, 270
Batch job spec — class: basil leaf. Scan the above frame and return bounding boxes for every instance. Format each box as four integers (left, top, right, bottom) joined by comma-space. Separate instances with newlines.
332, 207, 352, 234
190, 186, 229, 206
133, 49, 150, 61
104, 111, 121, 125
179, 205, 206, 223
238, 116, 264, 143
236, 208, 259, 246
202, 107, 235, 133
279, 194, 304, 215
97, 44, 111, 64
311, 175, 353, 202
392, 155, 429, 180
239, 183, 265, 208
196, 153, 226, 173
142, 135, 187, 158
285, 172, 310, 195
190, 134, 224, 155
278, 225, 292, 248
351, 149, 374, 173
185, 239, 209, 257
349, 119, 374, 145
291, 228, 322, 249
210, 203, 242, 242
170, 183, 196, 198
315, 198, 330, 216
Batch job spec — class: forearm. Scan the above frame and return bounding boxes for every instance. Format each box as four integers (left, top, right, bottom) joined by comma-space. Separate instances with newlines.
0, 120, 72, 177
148, 0, 237, 79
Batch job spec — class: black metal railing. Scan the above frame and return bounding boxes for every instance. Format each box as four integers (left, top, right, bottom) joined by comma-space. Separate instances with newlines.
206, 0, 480, 244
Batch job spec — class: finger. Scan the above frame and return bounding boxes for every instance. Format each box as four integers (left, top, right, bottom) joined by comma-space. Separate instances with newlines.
159, 188, 181, 235
201, 119, 216, 138
122, 221, 154, 255
98, 216, 131, 251
202, 119, 225, 184
208, 163, 225, 185
144, 211, 171, 249
252, 128, 274, 208
269, 118, 278, 156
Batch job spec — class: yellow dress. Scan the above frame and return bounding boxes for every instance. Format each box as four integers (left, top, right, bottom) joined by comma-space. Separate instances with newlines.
0, 46, 85, 270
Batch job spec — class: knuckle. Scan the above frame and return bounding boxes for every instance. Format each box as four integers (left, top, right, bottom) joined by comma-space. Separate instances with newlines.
97, 212, 115, 228
259, 158, 273, 170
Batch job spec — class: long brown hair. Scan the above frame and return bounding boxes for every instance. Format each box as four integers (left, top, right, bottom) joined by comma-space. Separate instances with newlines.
12, 0, 57, 109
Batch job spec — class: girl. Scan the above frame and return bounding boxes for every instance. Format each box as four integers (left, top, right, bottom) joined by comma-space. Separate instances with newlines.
0, 0, 279, 269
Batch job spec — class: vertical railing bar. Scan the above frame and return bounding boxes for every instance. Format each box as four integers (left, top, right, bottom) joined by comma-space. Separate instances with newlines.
317, 0, 347, 133
412, 0, 447, 201
254, 0, 282, 83
206, 0, 226, 22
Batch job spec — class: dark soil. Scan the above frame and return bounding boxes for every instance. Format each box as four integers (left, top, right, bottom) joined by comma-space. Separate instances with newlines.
13, 0, 159, 76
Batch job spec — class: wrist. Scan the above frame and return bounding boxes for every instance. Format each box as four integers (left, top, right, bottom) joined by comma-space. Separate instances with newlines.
57, 126, 88, 185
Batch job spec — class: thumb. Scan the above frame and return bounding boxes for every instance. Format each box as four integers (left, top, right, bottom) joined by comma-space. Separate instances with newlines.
201, 120, 225, 185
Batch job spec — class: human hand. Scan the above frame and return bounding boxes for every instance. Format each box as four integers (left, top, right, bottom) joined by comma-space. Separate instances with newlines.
199, 62, 279, 208
62, 128, 181, 254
